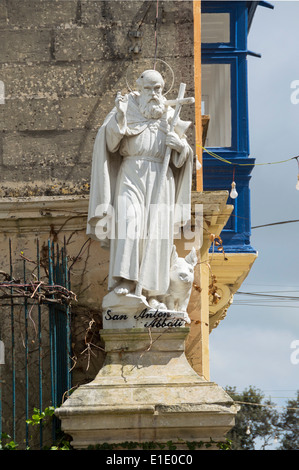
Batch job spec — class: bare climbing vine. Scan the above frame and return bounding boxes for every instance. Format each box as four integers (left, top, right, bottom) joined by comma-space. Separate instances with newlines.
0, 272, 77, 305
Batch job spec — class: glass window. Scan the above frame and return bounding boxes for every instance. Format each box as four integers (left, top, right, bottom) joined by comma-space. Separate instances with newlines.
201, 63, 232, 148
201, 13, 230, 43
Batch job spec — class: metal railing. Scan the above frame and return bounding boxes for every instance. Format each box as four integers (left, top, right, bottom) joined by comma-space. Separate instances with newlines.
0, 239, 73, 449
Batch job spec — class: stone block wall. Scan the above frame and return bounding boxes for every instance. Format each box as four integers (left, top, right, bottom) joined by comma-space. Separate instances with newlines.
0, 0, 196, 198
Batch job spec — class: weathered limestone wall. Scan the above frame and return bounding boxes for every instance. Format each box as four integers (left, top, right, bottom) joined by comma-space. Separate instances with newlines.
0, 0, 196, 198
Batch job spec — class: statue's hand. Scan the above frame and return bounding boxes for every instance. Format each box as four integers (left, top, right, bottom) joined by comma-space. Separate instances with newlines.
115, 92, 128, 119
166, 131, 184, 153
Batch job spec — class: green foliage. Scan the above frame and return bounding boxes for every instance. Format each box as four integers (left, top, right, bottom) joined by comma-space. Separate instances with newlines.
0, 406, 72, 450
48, 439, 72, 451
216, 439, 232, 450
225, 386, 299, 450
86, 441, 174, 450
86, 438, 231, 451
225, 385, 280, 450
26, 406, 55, 427
277, 390, 299, 450
0, 433, 19, 450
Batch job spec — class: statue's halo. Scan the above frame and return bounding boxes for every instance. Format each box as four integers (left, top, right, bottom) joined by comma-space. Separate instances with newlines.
125, 58, 175, 96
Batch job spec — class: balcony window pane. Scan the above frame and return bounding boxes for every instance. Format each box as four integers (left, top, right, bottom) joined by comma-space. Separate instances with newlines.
201, 13, 230, 43
201, 63, 232, 148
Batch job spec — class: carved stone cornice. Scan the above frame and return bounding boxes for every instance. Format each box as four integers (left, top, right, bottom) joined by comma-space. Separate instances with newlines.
208, 252, 258, 332
191, 190, 234, 254
0, 195, 89, 234
0, 191, 232, 239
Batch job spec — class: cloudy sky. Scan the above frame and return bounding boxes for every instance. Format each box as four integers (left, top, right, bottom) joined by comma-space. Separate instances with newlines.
209, 0, 299, 411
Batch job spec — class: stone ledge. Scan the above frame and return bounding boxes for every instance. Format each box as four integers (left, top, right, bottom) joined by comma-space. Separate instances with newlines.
57, 404, 156, 416
0, 195, 88, 233
0, 191, 232, 236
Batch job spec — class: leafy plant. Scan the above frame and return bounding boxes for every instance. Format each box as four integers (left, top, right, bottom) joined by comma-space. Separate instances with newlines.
26, 406, 55, 427
0, 433, 18, 450
277, 390, 299, 450
86, 438, 231, 451
0, 406, 72, 450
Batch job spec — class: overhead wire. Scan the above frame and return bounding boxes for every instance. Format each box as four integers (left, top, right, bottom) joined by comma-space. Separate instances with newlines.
246, 283, 299, 287
236, 292, 299, 300
197, 145, 299, 201
245, 289, 299, 292
231, 290, 299, 308
232, 304, 299, 308
199, 145, 299, 167
228, 393, 299, 411
233, 400, 299, 411
204, 211, 299, 229
252, 219, 299, 229
153, 0, 159, 70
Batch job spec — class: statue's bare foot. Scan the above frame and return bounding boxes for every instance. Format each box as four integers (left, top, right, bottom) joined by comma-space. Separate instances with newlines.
114, 280, 134, 295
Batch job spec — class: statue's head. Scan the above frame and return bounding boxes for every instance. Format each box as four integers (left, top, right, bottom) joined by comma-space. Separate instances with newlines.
136, 70, 165, 119
136, 70, 165, 92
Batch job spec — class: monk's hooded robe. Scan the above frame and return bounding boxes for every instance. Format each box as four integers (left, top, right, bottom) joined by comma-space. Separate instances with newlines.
87, 92, 193, 296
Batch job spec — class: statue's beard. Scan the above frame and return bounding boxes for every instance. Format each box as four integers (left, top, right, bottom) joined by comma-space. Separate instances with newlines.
139, 96, 165, 119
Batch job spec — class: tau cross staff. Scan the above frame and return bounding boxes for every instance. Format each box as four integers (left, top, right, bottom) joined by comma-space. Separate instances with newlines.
135, 83, 195, 297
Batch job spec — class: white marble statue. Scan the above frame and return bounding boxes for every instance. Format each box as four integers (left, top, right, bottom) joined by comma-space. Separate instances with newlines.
87, 69, 194, 307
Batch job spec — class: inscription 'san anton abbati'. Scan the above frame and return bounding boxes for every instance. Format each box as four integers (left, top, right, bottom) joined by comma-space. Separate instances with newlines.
105, 308, 185, 327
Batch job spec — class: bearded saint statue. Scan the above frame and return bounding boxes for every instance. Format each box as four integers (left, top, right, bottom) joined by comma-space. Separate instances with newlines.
87, 69, 193, 304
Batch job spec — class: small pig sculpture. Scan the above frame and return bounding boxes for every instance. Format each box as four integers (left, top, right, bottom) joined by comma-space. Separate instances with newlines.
149, 246, 198, 312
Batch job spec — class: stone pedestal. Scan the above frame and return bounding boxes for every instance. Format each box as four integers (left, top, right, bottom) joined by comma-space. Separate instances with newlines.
55, 327, 238, 449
